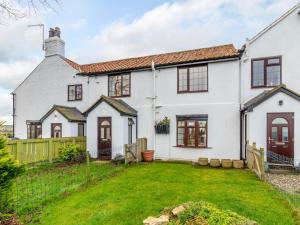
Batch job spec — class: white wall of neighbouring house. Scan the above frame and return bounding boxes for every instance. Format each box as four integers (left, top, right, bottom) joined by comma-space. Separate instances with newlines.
241, 6, 300, 104
42, 110, 79, 138
13, 55, 89, 139
86, 101, 125, 158
246, 92, 300, 166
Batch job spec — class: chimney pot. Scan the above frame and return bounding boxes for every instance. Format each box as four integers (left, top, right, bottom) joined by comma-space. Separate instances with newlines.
48, 28, 55, 38
54, 27, 61, 38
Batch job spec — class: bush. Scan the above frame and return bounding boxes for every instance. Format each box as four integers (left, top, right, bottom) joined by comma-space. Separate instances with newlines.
58, 144, 86, 163
0, 135, 24, 212
166, 201, 256, 225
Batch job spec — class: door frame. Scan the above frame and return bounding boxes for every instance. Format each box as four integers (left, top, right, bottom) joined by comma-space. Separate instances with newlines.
266, 112, 294, 161
97, 117, 112, 160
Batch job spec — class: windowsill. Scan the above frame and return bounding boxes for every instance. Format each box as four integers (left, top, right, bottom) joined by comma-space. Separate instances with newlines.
177, 90, 208, 94
251, 85, 280, 89
109, 95, 131, 98
173, 146, 212, 149
68, 99, 82, 102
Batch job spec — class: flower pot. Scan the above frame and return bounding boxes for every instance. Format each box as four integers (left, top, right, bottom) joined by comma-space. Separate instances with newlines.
142, 150, 154, 162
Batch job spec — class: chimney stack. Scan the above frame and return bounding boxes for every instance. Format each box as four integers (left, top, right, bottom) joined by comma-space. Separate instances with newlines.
45, 27, 65, 57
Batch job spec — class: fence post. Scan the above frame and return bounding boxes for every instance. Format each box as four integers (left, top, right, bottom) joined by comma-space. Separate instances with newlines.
260, 147, 265, 178
49, 139, 53, 163
16, 140, 22, 164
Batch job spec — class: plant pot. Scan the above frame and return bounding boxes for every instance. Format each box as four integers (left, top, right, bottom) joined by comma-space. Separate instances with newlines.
142, 150, 154, 162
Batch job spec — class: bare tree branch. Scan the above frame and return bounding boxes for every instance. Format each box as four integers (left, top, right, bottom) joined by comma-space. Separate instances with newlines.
0, 0, 60, 21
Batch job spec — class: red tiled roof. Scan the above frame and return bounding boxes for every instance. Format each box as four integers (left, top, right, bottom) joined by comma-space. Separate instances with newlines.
62, 44, 239, 75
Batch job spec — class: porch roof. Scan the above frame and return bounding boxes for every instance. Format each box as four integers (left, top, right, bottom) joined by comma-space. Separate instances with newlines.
241, 85, 300, 112
41, 105, 86, 122
84, 95, 137, 117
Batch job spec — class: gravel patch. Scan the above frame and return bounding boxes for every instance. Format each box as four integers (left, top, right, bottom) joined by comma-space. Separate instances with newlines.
265, 173, 300, 193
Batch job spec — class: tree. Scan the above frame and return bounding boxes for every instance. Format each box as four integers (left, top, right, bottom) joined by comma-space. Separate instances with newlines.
0, 0, 59, 20
0, 134, 24, 212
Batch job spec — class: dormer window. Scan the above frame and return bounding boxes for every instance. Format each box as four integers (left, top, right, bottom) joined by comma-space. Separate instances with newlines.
251, 56, 281, 88
68, 84, 82, 101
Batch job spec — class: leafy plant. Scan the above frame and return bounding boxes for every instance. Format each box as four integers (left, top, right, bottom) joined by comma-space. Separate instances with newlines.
58, 144, 86, 163
0, 135, 24, 212
156, 117, 170, 126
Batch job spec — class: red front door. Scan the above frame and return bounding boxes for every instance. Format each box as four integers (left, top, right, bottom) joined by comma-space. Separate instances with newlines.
98, 117, 112, 160
267, 113, 294, 163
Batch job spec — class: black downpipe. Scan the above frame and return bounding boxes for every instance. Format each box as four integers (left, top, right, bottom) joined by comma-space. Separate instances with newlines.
136, 115, 138, 139
240, 111, 243, 160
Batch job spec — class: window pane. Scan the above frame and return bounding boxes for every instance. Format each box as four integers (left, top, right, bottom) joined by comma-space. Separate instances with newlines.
76, 85, 82, 100
187, 120, 195, 127
189, 66, 207, 91
108, 76, 122, 96
177, 121, 185, 127
68, 86, 76, 100
198, 127, 207, 147
177, 127, 184, 145
78, 124, 84, 136
122, 74, 130, 95
282, 127, 288, 142
266, 65, 280, 86
272, 127, 278, 141
178, 68, 188, 92
272, 118, 288, 125
199, 120, 207, 128
252, 60, 264, 86
187, 128, 195, 146
268, 58, 280, 64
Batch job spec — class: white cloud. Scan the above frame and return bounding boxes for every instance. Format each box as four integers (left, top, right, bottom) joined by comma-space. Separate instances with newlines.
76, 0, 299, 63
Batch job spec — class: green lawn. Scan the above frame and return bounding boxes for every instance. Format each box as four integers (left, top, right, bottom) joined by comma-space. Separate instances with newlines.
27, 163, 298, 225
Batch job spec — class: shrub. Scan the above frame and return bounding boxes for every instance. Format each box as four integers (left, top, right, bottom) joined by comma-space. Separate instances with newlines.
166, 201, 256, 225
0, 135, 24, 212
58, 144, 86, 163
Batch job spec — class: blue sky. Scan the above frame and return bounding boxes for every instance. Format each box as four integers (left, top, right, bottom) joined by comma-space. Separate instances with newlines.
0, 0, 299, 124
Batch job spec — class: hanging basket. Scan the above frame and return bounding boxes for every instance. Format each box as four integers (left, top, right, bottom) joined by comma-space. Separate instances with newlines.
155, 124, 170, 134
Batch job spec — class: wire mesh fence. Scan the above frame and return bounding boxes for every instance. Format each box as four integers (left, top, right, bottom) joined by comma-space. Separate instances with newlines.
6, 156, 124, 219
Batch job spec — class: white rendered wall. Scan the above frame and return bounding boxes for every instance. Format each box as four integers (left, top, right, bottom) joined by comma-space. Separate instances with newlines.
241, 8, 300, 104
14, 55, 89, 139
247, 92, 300, 165
42, 110, 78, 138
154, 60, 240, 160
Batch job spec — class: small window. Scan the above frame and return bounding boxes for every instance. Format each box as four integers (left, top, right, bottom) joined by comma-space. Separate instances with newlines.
27, 122, 42, 139
108, 74, 131, 97
178, 65, 208, 93
78, 123, 85, 136
251, 56, 281, 88
68, 84, 82, 101
128, 118, 134, 144
176, 116, 208, 148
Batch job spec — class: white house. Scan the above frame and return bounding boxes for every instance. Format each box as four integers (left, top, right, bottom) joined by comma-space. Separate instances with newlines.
12, 4, 300, 167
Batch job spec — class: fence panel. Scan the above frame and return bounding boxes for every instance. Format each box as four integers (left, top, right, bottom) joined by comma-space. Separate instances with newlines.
7, 137, 86, 164
246, 142, 265, 179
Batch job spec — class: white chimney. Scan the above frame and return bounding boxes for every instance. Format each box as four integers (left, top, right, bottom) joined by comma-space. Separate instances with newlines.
44, 27, 65, 57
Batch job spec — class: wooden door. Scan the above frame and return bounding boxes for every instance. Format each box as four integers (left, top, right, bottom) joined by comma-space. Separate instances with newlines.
98, 117, 112, 160
51, 123, 62, 138
267, 113, 294, 163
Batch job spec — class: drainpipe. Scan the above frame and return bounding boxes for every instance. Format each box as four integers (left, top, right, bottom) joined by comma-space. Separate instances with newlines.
151, 61, 157, 155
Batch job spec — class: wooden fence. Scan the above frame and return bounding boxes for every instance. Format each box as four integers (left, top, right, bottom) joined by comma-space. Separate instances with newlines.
246, 142, 265, 179
7, 137, 86, 165
124, 138, 147, 164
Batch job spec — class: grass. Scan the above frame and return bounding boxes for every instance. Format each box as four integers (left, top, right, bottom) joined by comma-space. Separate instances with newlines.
24, 162, 298, 225
10, 162, 125, 219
